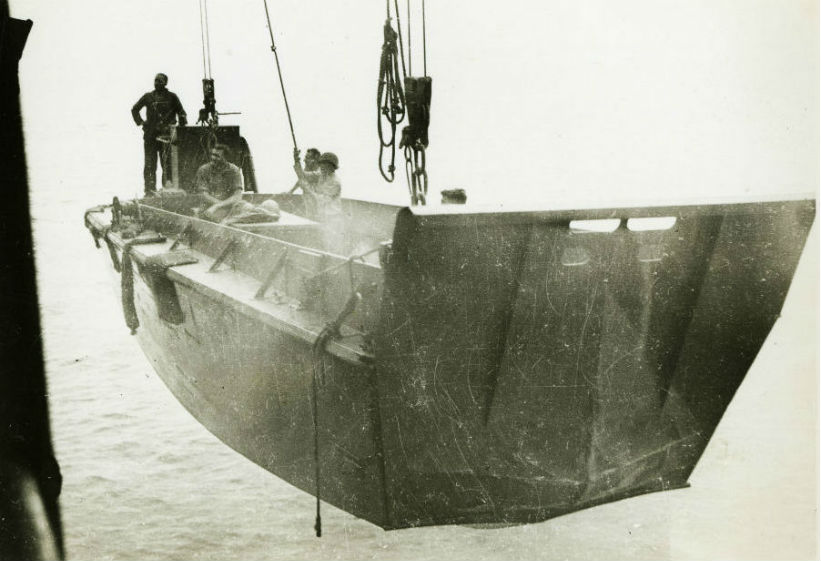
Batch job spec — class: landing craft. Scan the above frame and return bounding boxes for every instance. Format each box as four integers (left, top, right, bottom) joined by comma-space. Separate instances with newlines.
83, 0, 816, 537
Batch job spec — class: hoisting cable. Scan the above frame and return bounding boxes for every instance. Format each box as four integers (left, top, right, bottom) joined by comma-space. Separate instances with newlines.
196, 0, 218, 170
393, 0, 408, 78
263, 0, 298, 151
198, 0, 209, 78
377, 0, 406, 182
407, 0, 412, 76
201, 0, 214, 79
422, 0, 427, 76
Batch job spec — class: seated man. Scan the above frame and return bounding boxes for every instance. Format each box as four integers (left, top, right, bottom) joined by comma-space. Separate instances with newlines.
195, 143, 244, 221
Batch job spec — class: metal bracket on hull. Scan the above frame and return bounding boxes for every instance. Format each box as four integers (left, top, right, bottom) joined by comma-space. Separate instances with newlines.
169, 223, 195, 251
254, 249, 289, 300
208, 240, 237, 272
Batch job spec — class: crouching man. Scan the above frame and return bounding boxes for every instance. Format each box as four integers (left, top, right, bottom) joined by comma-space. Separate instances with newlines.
195, 144, 244, 221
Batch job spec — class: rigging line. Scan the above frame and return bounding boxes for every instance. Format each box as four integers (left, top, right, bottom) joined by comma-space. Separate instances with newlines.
263, 0, 298, 149
407, 0, 412, 76
202, 0, 213, 80
198, 0, 208, 78
392, 0, 407, 78
311, 339, 325, 538
422, 0, 427, 76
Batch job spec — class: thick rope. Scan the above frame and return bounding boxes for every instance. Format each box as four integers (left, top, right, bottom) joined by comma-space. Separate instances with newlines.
120, 244, 139, 335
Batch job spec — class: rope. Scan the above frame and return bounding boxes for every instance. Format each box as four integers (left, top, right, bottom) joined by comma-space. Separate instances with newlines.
309, 288, 364, 538
422, 0, 427, 76
407, 0, 412, 76
310, 329, 329, 538
263, 0, 298, 151
393, 0, 407, 78
305, 245, 383, 283
198, 0, 208, 78
199, 121, 219, 161
202, 0, 214, 79
377, 14, 406, 182
120, 244, 139, 335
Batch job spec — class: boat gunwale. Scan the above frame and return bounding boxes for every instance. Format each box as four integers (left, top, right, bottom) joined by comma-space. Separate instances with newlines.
85, 209, 375, 365
137, 200, 384, 272
404, 196, 817, 226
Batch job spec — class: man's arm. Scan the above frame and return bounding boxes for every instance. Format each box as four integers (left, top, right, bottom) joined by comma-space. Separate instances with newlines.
205, 188, 242, 212
172, 93, 188, 127
292, 147, 306, 181
287, 179, 302, 194
131, 94, 148, 126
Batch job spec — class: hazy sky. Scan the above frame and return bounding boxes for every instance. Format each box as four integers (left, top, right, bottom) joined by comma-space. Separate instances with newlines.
11, 0, 819, 205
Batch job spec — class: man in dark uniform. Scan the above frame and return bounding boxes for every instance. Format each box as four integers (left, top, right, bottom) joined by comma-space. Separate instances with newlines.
131, 73, 187, 195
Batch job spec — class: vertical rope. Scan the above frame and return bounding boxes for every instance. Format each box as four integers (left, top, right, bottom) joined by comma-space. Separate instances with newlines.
422, 0, 427, 76
263, 0, 298, 150
407, 0, 412, 76
393, 0, 407, 79
203, 0, 213, 78
311, 334, 329, 538
198, 0, 208, 78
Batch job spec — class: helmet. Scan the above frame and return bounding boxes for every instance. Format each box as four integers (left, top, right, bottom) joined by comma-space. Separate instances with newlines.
318, 152, 339, 169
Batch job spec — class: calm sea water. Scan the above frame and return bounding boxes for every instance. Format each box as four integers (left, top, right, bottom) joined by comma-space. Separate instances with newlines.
27, 155, 818, 560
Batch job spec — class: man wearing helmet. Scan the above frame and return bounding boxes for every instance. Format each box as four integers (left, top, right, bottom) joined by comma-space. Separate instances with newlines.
292, 147, 342, 223
293, 148, 345, 252
131, 73, 188, 195
289, 147, 321, 218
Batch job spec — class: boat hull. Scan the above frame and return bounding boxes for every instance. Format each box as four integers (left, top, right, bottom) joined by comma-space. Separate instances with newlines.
86, 195, 816, 529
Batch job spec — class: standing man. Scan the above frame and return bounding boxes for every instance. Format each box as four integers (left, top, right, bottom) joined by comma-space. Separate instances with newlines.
195, 144, 244, 222
131, 73, 187, 196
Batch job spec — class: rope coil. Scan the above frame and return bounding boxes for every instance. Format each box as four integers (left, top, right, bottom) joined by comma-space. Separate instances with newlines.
376, 0, 431, 204
377, 18, 406, 182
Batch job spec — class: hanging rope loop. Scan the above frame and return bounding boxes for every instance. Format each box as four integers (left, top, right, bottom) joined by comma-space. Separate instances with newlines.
377, 17, 406, 182
375, 0, 432, 204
